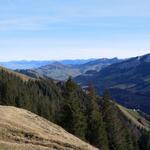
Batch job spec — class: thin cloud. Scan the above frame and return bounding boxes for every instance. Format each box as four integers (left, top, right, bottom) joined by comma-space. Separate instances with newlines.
0, 16, 65, 31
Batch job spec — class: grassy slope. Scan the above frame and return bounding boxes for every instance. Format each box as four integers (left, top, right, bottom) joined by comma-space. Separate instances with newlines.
0, 106, 98, 150
117, 104, 150, 130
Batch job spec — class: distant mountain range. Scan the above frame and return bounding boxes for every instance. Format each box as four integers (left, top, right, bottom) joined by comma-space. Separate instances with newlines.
75, 53, 150, 114
16, 58, 121, 81
0, 59, 95, 70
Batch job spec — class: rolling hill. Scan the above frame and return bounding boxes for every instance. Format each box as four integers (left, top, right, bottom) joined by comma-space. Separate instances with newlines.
75, 53, 150, 114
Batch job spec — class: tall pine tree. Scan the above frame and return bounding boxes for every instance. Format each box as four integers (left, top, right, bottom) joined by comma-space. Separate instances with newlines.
86, 86, 109, 150
103, 90, 136, 150
59, 77, 87, 140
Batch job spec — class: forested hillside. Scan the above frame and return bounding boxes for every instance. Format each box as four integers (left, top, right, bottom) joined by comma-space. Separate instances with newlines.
75, 54, 150, 115
0, 68, 150, 150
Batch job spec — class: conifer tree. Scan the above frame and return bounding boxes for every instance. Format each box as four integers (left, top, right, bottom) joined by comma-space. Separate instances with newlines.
59, 77, 87, 140
103, 90, 135, 150
86, 86, 109, 150
139, 130, 150, 150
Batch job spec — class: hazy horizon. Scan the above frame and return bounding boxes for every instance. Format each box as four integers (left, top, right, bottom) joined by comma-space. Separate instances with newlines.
0, 52, 150, 62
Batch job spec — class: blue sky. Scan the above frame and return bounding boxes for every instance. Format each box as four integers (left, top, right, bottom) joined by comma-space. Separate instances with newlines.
0, 0, 150, 61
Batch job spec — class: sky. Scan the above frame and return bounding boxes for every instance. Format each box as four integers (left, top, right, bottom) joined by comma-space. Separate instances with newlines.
0, 0, 150, 61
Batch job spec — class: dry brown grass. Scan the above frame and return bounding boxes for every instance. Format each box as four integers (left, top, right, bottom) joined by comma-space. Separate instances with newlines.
0, 106, 98, 150
117, 104, 150, 130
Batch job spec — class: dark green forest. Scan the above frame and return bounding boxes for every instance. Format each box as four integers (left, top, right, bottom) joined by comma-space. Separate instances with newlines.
0, 69, 149, 150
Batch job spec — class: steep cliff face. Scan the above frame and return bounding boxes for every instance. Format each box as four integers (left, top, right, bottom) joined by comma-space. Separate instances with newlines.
0, 106, 98, 150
